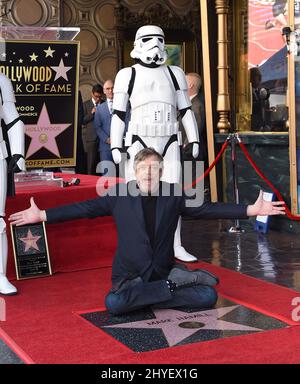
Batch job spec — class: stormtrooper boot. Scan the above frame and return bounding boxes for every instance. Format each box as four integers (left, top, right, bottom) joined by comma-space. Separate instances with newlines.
0, 219, 17, 295
0, 274, 17, 296
174, 216, 197, 263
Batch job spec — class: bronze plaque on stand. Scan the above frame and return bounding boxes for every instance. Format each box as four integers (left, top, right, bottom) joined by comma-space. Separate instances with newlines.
10, 223, 52, 280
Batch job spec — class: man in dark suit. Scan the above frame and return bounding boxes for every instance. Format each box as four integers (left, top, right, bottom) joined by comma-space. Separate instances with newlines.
9, 148, 285, 315
75, 91, 87, 174
181, 72, 206, 162
94, 80, 114, 174
82, 84, 103, 175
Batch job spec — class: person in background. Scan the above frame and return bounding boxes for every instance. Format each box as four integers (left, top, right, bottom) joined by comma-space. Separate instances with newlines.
94, 79, 114, 175
75, 91, 87, 174
182, 72, 207, 163
249, 67, 271, 132
82, 84, 104, 175
180, 72, 209, 212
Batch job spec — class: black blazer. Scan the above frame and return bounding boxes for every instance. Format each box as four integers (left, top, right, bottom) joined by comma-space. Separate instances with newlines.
82, 99, 98, 142
46, 182, 248, 289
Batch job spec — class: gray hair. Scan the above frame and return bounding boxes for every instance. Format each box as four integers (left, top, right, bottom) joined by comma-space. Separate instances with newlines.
186, 72, 202, 93
133, 148, 164, 170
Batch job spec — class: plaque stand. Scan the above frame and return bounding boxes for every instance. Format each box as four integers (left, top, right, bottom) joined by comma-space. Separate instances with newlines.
0, 26, 80, 41
14, 170, 63, 189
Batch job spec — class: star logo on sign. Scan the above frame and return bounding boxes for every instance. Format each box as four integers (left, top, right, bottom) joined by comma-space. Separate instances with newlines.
51, 58, 72, 81
44, 46, 55, 58
103, 306, 262, 347
25, 103, 71, 158
19, 229, 41, 252
29, 53, 38, 62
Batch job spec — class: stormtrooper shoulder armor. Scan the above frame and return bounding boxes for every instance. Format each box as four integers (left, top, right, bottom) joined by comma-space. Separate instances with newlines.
168, 66, 188, 91
0, 73, 16, 104
113, 67, 133, 112
114, 67, 133, 94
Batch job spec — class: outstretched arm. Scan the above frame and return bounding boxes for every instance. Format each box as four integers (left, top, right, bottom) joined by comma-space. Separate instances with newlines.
181, 190, 285, 219
9, 194, 114, 226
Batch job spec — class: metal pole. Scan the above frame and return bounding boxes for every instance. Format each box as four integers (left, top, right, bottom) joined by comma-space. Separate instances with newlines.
229, 133, 244, 233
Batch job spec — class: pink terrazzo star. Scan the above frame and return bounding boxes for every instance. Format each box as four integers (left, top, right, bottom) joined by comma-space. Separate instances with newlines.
19, 229, 41, 252
104, 306, 262, 347
25, 103, 71, 158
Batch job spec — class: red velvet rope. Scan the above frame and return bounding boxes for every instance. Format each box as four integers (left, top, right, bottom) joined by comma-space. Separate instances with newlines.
183, 136, 300, 220
238, 141, 300, 221
183, 139, 229, 191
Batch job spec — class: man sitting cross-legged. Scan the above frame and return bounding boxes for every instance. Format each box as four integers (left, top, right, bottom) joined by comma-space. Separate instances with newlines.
9, 148, 285, 314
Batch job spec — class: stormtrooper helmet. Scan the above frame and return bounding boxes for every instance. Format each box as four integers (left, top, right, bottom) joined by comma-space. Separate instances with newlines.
130, 25, 168, 65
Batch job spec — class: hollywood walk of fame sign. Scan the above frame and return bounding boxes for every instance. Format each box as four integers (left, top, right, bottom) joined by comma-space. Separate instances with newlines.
0, 40, 79, 168
10, 222, 52, 280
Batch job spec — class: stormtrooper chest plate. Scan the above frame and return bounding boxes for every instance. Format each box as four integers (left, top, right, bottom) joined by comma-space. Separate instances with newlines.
130, 65, 176, 108
128, 65, 178, 136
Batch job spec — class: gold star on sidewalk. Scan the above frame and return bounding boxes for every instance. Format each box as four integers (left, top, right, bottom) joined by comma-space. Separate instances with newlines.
29, 53, 38, 62
44, 46, 55, 57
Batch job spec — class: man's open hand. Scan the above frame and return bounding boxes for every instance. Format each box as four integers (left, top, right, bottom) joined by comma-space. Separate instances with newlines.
8, 197, 46, 226
246, 190, 286, 217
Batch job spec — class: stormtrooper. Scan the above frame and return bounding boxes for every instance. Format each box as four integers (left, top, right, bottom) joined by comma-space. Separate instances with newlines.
111, 25, 200, 262
0, 73, 25, 295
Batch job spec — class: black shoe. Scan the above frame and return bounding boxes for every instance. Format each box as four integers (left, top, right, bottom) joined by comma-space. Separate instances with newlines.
168, 264, 219, 288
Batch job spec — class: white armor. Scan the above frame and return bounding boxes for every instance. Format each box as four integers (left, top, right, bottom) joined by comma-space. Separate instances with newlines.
111, 25, 200, 262
0, 73, 25, 295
